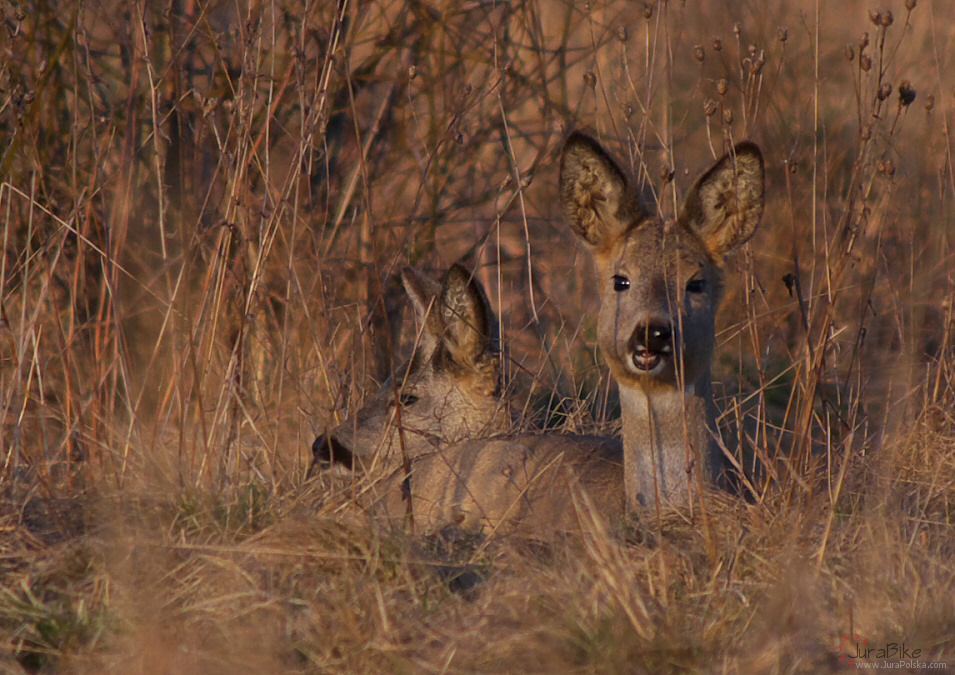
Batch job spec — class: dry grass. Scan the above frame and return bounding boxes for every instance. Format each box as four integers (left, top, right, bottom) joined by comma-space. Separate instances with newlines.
1, 0, 954, 672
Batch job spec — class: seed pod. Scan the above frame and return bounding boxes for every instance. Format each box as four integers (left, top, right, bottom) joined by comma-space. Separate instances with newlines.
693, 44, 705, 62
583, 71, 597, 89
717, 78, 728, 96
660, 165, 675, 183
860, 54, 872, 72
845, 44, 855, 61
722, 108, 733, 125
881, 10, 893, 27
877, 83, 892, 101
905, 0, 917, 10
704, 99, 718, 117
776, 26, 788, 43
868, 10, 882, 26
733, 22, 741, 37
925, 94, 935, 112
713, 37, 722, 51
898, 80, 916, 106
643, 3, 653, 19
617, 25, 628, 42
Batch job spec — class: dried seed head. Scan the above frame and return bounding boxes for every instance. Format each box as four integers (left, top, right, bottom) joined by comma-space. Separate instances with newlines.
455, 132, 465, 145
704, 99, 718, 117
722, 108, 733, 124
859, 32, 870, 50
660, 165, 675, 183
925, 94, 935, 112
408, 64, 418, 79
881, 10, 893, 27
776, 26, 788, 42
860, 54, 872, 72
712, 37, 722, 51
693, 44, 705, 62
753, 52, 766, 75
583, 71, 597, 89
905, 0, 917, 10
520, 173, 533, 188
877, 82, 892, 101
748, 43, 757, 57
201, 97, 218, 117
717, 78, 728, 96
869, 10, 882, 26
878, 159, 895, 176
860, 123, 872, 140
788, 160, 798, 175
643, 3, 653, 19
733, 22, 741, 37
845, 44, 855, 61
898, 80, 916, 106
617, 25, 628, 42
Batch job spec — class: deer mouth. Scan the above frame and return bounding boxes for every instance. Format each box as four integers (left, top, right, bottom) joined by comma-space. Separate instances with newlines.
631, 347, 667, 372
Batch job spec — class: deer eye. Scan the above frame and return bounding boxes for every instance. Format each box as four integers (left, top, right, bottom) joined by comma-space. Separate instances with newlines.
686, 277, 706, 294
612, 275, 630, 292
398, 394, 420, 407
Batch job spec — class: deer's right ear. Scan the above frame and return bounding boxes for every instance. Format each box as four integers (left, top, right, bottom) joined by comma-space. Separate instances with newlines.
559, 132, 636, 251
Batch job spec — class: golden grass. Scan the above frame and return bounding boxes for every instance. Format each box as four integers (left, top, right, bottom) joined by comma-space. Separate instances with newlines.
1, 0, 954, 672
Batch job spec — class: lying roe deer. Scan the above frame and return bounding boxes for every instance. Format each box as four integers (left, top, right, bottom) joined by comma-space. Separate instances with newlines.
373, 133, 764, 534
310, 264, 508, 477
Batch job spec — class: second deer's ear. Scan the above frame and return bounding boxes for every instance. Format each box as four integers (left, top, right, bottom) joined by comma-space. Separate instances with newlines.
680, 142, 764, 261
560, 132, 641, 251
401, 266, 443, 347
439, 264, 496, 366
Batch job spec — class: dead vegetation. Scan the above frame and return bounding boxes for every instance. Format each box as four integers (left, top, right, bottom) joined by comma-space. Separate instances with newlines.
1, 0, 954, 672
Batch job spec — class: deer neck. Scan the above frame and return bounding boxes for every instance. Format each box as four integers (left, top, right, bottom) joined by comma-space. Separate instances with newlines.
617, 370, 719, 512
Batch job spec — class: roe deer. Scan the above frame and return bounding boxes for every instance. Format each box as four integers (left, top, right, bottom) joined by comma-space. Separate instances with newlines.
313, 134, 763, 535
368, 134, 764, 535
310, 264, 508, 477
559, 132, 764, 512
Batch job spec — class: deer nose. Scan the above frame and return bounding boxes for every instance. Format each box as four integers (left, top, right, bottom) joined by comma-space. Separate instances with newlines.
629, 323, 673, 371
308, 433, 354, 477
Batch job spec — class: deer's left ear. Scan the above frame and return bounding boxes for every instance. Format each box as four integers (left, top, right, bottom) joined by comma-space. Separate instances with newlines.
680, 142, 764, 261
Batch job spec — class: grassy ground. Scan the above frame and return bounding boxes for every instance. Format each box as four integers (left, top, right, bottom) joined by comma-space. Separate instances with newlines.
1, 0, 954, 672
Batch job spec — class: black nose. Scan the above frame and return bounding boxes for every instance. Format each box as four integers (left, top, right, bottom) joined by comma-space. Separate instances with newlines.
632, 323, 672, 353
308, 433, 354, 477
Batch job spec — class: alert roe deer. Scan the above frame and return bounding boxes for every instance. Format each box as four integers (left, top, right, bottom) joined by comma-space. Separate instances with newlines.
559, 132, 764, 513
396, 133, 764, 532
310, 264, 508, 477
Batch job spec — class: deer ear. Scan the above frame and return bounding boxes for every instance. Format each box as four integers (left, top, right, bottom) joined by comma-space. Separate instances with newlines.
679, 142, 764, 261
438, 264, 497, 366
560, 132, 643, 251
401, 266, 443, 345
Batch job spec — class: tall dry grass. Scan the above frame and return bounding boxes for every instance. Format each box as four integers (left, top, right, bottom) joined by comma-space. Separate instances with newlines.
1, 0, 954, 672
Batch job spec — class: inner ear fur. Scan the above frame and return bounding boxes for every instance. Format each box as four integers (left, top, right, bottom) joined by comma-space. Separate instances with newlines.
679, 142, 764, 261
559, 131, 644, 251
439, 264, 496, 365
